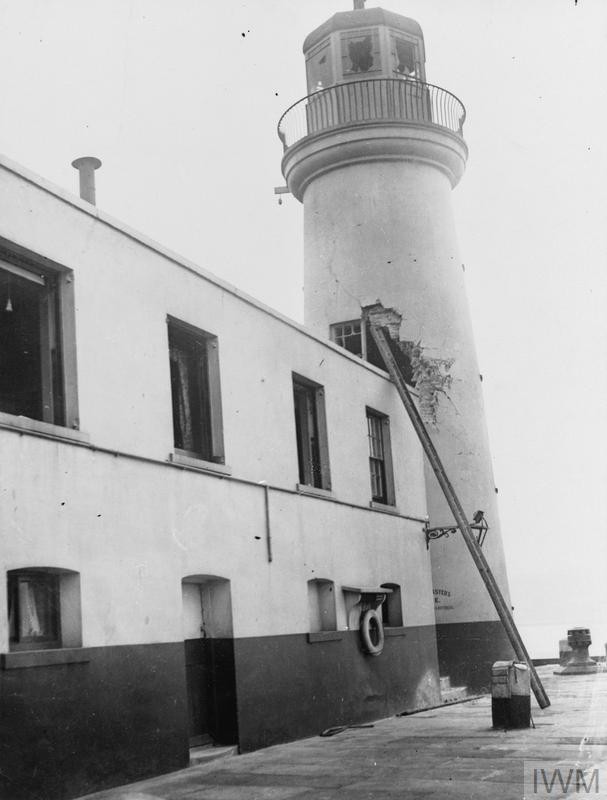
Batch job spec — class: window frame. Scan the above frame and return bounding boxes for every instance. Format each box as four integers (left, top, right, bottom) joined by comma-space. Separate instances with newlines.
6, 567, 82, 653
380, 583, 403, 627
307, 578, 337, 634
389, 32, 423, 79
292, 373, 331, 491
0, 240, 79, 430
305, 37, 334, 92
366, 407, 395, 506
167, 316, 225, 465
340, 28, 382, 78
330, 318, 393, 373
330, 319, 366, 359
8, 571, 60, 651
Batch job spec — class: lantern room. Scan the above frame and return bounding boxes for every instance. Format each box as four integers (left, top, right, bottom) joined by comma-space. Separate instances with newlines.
303, 7, 426, 93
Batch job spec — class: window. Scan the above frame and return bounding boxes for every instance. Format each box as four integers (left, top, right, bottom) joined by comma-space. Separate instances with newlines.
330, 317, 415, 382
329, 318, 389, 372
168, 318, 224, 463
292, 374, 331, 490
0, 253, 78, 428
380, 583, 403, 627
331, 320, 364, 358
307, 579, 337, 633
306, 39, 333, 92
392, 36, 419, 78
341, 29, 381, 75
366, 408, 395, 505
7, 568, 82, 651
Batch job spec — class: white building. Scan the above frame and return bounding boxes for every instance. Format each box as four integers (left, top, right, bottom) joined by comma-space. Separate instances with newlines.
0, 6, 513, 799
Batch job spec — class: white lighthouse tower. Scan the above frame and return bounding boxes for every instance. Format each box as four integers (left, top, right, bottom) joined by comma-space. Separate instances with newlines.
278, 4, 514, 688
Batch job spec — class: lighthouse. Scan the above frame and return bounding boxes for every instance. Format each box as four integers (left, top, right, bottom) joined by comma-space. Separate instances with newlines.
278, 5, 514, 687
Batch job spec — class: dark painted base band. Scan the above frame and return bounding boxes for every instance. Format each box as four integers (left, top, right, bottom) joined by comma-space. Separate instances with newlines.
436, 620, 515, 693
234, 625, 441, 753
0, 625, 441, 799
491, 695, 531, 729
0, 642, 190, 800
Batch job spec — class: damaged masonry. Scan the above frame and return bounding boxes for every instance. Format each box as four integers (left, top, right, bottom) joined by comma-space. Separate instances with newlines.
363, 303, 454, 426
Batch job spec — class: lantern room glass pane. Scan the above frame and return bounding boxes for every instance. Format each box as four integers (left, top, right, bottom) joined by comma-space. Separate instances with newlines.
306, 40, 333, 92
341, 29, 381, 76
392, 36, 418, 77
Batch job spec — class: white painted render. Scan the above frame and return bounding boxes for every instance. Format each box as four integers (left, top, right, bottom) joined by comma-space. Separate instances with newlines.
295, 131, 511, 627
0, 156, 434, 650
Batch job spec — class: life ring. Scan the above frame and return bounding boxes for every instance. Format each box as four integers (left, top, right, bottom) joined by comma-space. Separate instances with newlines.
360, 608, 384, 656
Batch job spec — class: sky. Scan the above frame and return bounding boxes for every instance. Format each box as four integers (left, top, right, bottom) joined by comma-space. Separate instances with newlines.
0, 0, 605, 654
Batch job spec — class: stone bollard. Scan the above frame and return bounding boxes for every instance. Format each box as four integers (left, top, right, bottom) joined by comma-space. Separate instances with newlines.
554, 628, 598, 675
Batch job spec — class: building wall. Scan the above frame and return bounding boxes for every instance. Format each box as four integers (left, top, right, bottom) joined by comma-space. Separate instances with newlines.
0, 156, 440, 799
0, 434, 433, 647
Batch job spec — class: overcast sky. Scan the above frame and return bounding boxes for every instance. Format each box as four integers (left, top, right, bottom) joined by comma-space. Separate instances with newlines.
0, 0, 605, 651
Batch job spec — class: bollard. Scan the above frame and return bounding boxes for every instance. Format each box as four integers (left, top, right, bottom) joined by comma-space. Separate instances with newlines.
491, 661, 531, 729
554, 628, 598, 675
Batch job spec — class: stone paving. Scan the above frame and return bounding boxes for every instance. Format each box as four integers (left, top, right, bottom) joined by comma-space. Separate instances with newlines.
78, 666, 607, 800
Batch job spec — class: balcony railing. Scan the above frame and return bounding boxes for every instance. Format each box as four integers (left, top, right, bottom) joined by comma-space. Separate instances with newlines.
278, 78, 466, 150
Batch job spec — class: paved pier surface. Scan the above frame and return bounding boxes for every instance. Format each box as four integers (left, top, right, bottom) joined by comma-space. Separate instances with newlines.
78, 667, 607, 800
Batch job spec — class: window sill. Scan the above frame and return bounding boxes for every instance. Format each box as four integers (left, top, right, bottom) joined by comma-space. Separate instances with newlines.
384, 627, 407, 638
1, 648, 90, 670
0, 412, 89, 445
307, 631, 343, 643
369, 501, 400, 516
169, 452, 232, 476
296, 483, 333, 499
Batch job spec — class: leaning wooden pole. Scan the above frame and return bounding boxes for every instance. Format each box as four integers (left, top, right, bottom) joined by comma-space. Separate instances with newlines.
368, 319, 550, 709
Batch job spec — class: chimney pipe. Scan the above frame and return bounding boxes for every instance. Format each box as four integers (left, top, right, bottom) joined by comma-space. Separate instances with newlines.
71, 156, 102, 204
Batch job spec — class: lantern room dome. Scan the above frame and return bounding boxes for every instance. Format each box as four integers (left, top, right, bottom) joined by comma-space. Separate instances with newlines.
303, 8, 423, 53
302, 6, 426, 93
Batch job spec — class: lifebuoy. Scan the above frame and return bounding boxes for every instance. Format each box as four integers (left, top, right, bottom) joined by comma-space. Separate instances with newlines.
360, 608, 384, 656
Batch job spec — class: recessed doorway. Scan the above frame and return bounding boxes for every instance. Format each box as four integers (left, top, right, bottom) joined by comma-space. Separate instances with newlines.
181, 575, 238, 747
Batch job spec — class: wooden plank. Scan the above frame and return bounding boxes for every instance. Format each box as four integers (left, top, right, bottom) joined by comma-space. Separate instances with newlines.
367, 316, 550, 710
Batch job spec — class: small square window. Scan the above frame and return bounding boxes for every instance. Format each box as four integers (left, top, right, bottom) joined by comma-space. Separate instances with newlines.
0, 254, 78, 428
7, 568, 82, 652
168, 318, 224, 463
307, 579, 337, 633
366, 409, 395, 506
381, 583, 403, 627
8, 572, 60, 650
292, 374, 331, 490
330, 320, 363, 358
331, 317, 415, 382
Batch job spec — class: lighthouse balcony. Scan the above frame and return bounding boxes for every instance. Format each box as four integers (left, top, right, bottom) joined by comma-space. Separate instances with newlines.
278, 77, 466, 151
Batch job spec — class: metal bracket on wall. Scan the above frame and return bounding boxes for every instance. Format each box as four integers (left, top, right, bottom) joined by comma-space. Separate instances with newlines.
425, 510, 489, 550
273, 185, 291, 205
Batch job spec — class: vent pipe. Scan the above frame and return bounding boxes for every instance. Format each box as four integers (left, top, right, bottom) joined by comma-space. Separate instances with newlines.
71, 156, 102, 205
